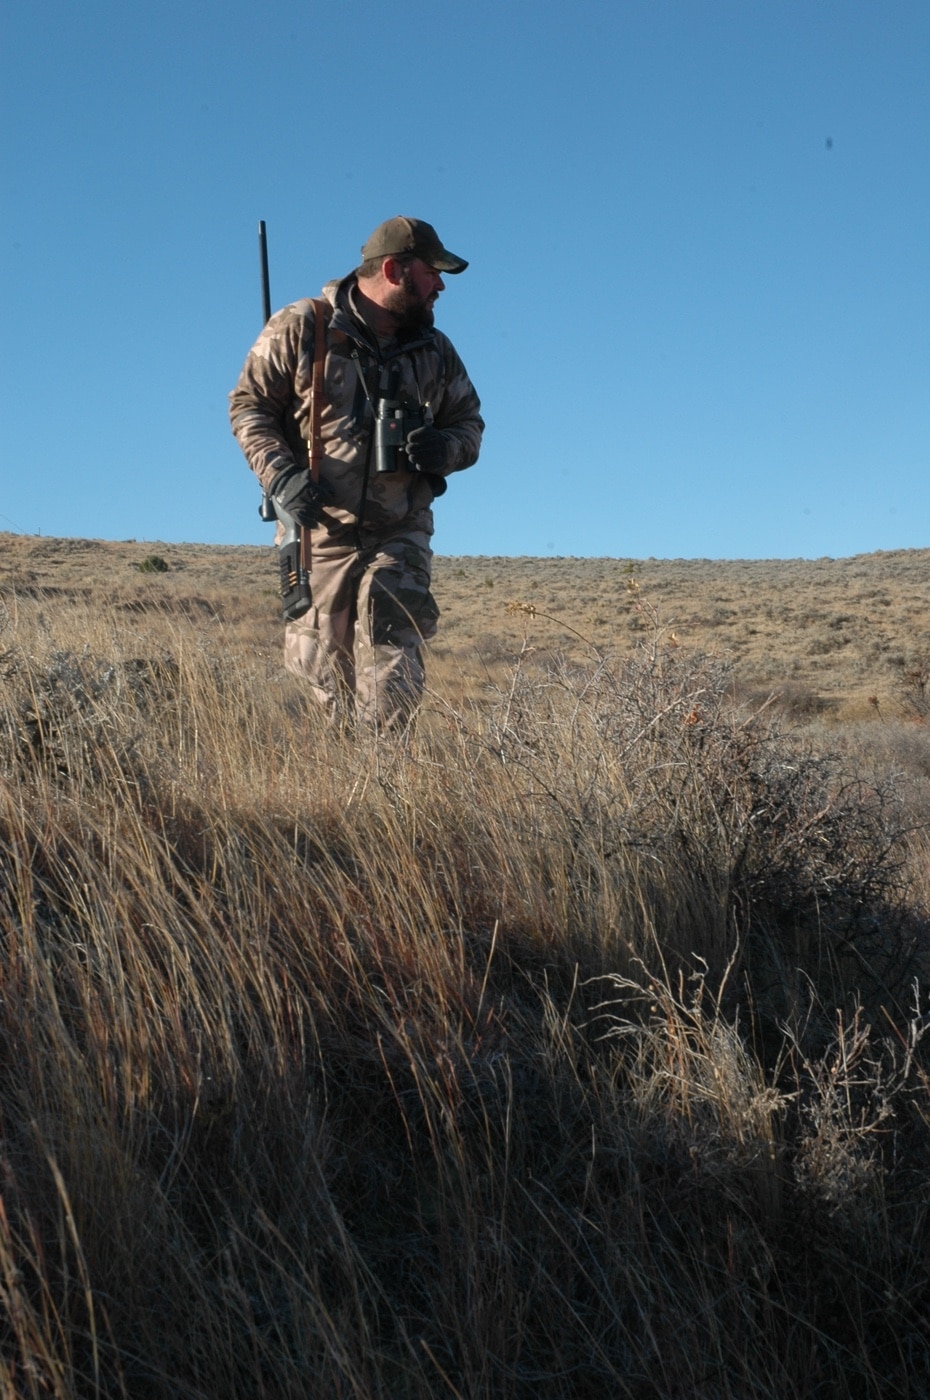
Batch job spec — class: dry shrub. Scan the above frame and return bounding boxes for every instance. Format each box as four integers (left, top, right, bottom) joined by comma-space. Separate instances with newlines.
475, 643, 919, 1027
893, 651, 930, 719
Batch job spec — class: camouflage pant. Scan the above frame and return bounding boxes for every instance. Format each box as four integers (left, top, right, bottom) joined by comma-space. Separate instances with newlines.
283, 522, 439, 730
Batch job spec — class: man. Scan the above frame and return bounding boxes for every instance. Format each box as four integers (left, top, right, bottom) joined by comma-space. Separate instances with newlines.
229, 216, 483, 731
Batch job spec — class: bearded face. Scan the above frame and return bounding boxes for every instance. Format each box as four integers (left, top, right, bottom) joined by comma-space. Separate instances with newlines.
382, 260, 443, 334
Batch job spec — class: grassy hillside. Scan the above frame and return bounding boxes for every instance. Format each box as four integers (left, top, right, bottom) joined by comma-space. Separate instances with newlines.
5, 532, 930, 714
2, 533, 930, 1396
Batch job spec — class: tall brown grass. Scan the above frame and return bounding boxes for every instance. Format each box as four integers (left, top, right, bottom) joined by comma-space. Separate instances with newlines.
1, 578, 930, 1397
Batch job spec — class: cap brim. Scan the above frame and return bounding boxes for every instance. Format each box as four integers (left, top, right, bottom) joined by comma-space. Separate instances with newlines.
433, 251, 468, 274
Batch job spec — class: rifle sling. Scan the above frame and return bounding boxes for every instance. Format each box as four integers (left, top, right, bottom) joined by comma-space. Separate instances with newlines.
309, 298, 328, 483
301, 299, 329, 572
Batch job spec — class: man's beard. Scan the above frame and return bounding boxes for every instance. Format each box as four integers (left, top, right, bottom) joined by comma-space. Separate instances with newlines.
387, 272, 435, 333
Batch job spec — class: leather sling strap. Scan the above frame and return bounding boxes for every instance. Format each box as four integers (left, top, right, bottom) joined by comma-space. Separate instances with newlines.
308, 298, 328, 483
301, 298, 329, 573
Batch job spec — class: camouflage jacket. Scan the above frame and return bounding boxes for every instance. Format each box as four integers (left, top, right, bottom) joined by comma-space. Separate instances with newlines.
229, 274, 483, 538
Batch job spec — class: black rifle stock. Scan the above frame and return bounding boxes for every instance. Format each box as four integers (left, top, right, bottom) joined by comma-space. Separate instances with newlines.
256, 220, 311, 621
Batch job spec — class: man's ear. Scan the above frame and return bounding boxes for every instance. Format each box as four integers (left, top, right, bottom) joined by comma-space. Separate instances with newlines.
380, 255, 405, 287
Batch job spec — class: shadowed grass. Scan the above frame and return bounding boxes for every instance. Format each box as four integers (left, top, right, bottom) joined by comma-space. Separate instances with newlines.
1, 590, 930, 1396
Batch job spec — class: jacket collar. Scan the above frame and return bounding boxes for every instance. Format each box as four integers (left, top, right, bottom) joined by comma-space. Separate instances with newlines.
325, 274, 436, 359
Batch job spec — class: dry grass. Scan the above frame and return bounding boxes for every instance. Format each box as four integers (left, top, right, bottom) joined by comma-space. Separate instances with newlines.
6, 531, 930, 715
2, 533, 930, 1396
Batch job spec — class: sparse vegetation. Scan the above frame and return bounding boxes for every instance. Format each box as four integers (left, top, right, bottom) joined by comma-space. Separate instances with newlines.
2, 533, 930, 1396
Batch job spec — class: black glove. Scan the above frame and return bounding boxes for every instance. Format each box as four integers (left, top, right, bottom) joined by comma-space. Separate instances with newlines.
404, 425, 450, 474
269, 467, 333, 527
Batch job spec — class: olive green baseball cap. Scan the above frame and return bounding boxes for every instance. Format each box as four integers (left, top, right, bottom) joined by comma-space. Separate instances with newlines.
361, 216, 468, 273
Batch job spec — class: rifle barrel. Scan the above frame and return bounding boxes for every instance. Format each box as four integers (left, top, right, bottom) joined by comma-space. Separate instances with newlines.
258, 220, 271, 326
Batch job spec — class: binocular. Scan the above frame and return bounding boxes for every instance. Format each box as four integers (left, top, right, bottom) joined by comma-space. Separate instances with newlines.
374, 395, 428, 474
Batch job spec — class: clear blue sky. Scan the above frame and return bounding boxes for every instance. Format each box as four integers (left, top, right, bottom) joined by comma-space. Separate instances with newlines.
2, 0, 927, 560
